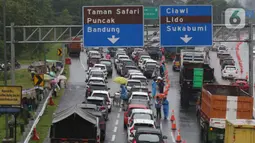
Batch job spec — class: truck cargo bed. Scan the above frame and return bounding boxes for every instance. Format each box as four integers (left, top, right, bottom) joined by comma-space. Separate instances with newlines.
200, 84, 253, 120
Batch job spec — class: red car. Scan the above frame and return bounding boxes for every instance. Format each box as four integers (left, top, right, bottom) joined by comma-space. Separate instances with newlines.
231, 78, 249, 92
123, 104, 148, 128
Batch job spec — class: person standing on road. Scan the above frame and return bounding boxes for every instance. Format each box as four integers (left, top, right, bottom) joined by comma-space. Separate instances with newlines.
152, 78, 157, 98
120, 84, 128, 109
158, 79, 165, 93
159, 63, 165, 78
106, 52, 111, 59
162, 97, 169, 119
155, 96, 162, 119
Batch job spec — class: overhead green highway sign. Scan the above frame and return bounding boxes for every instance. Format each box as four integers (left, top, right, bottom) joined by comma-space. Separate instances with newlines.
144, 7, 158, 19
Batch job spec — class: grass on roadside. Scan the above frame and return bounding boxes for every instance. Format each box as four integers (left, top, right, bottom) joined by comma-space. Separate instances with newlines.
29, 65, 70, 143
19, 44, 62, 65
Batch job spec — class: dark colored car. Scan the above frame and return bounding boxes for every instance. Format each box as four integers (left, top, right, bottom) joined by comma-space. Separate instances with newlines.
172, 53, 181, 71
99, 59, 113, 75
132, 128, 167, 143
86, 96, 109, 121
121, 65, 138, 76
78, 103, 106, 141
108, 47, 117, 57
143, 63, 158, 78
117, 59, 134, 74
87, 56, 100, 67
85, 82, 109, 97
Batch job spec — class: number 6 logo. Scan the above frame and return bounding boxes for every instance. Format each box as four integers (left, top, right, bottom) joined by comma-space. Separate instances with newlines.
225, 8, 245, 29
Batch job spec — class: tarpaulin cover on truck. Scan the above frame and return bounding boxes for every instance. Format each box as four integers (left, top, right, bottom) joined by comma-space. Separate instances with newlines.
51, 105, 97, 139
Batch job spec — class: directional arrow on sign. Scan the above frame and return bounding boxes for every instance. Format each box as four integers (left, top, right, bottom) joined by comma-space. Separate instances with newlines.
180, 35, 192, 43
34, 74, 44, 86
107, 35, 120, 44
58, 48, 62, 56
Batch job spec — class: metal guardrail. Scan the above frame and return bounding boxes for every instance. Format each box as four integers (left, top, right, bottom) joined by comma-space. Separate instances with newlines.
19, 67, 65, 143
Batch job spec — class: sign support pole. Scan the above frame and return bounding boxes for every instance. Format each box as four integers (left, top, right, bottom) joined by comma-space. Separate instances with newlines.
248, 23, 253, 96
2, 0, 9, 139
11, 22, 15, 85
146, 25, 149, 41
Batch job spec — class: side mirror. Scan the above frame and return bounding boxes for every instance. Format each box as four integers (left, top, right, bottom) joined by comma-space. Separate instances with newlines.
85, 79, 88, 82
163, 136, 167, 139
154, 115, 157, 118
108, 88, 110, 90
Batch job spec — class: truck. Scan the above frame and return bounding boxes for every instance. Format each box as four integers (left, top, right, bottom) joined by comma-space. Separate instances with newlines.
50, 105, 100, 143
196, 84, 253, 143
179, 49, 215, 107
67, 37, 82, 57
225, 119, 255, 143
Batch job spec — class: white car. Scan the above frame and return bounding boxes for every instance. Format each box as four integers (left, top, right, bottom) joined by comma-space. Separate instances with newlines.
127, 119, 156, 142
221, 65, 238, 79
91, 90, 113, 112
126, 80, 142, 91
87, 69, 107, 80
140, 59, 157, 71
93, 64, 108, 76
115, 55, 129, 63
138, 58, 150, 69
88, 50, 101, 57
130, 75, 148, 86
129, 92, 150, 103
127, 72, 143, 79
86, 77, 107, 84
128, 109, 154, 125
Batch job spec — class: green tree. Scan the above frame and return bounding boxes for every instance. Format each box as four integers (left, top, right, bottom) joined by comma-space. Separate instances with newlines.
56, 9, 73, 24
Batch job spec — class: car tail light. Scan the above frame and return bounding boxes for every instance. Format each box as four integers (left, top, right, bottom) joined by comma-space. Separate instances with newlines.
87, 88, 91, 92
60, 138, 67, 141
130, 126, 134, 133
224, 70, 226, 73
129, 118, 133, 123
132, 139, 137, 143
97, 135, 100, 143
236, 71, 238, 74
100, 106, 106, 110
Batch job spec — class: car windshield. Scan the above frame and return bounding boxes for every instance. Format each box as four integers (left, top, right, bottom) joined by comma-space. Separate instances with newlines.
138, 134, 160, 142
132, 78, 146, 83
131, 88, 148, 92
133, 114, 152, 120
146, 64, 156, 69
119, 56, 129, 60
90, 85, 107, 90
123, 61, 133, 65
127, 81, 141, 87
126, 67, 137, 70
91, 73, 104, 78
90, 58, 100, 62
90, 53, 100, 56
100, 61, 111, 65
226, 67, 236, 71
88, 80, 104, 83
87, 100, 103, 106
132, 95, 147, 100
94, 66, 106, 70
219, 46, 226, 50
134, 123, 154, 130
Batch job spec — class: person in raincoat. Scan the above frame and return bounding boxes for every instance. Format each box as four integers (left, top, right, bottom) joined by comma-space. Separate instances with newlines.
151, 78, 157, 98
162, 97, 169, 119
120, 84, 128, 108
158, 78, 165, 93
155, 96, 162, 119
106, 51, 111, 59
159, 63, 165, 77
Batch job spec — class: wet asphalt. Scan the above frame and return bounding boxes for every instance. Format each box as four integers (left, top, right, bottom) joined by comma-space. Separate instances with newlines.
43, 40, 245, 143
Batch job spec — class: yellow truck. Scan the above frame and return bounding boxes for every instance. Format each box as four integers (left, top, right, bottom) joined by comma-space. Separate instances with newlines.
225, 119, 255, 143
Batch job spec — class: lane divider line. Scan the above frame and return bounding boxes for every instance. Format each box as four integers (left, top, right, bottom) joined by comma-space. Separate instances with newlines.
115, 120, 119, 125
119, 108, 122, 112
111, 135, 116, 142
170, 132, 176, 143
113, 126, 117, 132
117, 113, 120, 118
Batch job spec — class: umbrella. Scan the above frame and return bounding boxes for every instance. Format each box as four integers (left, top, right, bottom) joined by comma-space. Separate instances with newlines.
57, 75, 67, 80
49, 71, 56, 77
44, 74, 55, 80
113, 77, 128, 84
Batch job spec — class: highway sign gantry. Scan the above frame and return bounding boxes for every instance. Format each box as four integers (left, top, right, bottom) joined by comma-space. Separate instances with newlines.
82, 6, 144, 47
33, 74, 44, 87
160, 5, 213, 47
144, 7, 158, 19
57, 48, 62, 56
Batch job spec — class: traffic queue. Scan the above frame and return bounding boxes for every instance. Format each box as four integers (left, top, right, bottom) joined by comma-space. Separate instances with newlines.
83, 47, 169, 143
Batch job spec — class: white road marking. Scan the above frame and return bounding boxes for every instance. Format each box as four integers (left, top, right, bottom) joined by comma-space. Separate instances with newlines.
119, 108, 121, 112
113, 126, 117, 132
111, 135, 116, 141
170, 131, 176, 143
80, 56, 85, 70
117, 113, 120, 118
115, 120, 119, 125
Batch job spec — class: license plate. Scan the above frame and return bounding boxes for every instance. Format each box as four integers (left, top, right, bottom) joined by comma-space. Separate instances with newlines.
229, 74, 233, 76
175, 62, 180, 66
